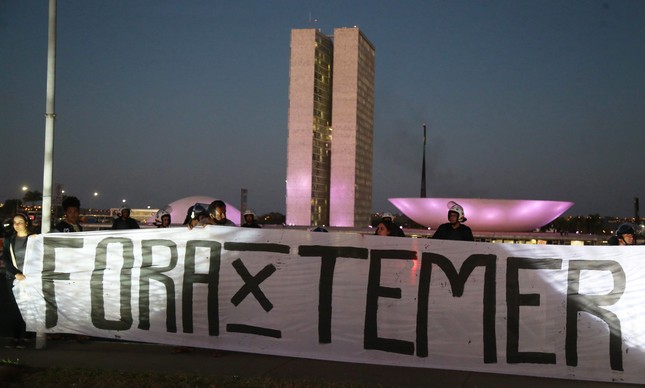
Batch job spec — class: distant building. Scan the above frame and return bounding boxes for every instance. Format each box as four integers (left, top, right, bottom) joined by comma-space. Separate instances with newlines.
109, 208, 157, 224
286, 28, 375, 227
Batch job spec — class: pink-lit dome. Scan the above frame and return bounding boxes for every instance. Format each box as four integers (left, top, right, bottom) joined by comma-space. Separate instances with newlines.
389, 198, 574, 232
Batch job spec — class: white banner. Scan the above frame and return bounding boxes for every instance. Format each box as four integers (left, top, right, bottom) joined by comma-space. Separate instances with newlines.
14, 226, 645, 383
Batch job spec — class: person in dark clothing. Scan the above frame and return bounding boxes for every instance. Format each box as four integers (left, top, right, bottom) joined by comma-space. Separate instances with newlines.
111, 206, 140, 230
155, 209, 171, 228
607, 223, 635, 246
53, 196, 91, 342
184, 203, 210, 229
2, 213, 34, 348
241, 210, 261, 228
432, 201, 474, 241
375, 219, 405, 237
55, 196, 83, 232
204, 200, 236, 226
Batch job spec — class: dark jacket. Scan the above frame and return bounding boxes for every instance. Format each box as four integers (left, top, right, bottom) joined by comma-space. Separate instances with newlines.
2, 234, 29, 279
111, 217, 140, 230
55, 220, 83, 233
432, 223, 474, 241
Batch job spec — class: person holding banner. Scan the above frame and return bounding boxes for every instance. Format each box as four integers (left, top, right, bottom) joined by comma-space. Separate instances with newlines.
2, 213, 34, 348
53, 197, 91, 342
432, 201, 474, 241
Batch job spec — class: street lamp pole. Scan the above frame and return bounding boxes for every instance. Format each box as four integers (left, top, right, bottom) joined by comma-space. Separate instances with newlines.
41, 0, 57, 236
37, 0, 57, 350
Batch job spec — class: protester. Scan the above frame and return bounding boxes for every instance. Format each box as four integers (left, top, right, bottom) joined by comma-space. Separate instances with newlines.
607, 223, 635, 246
241, 210, 261, 228
55, 196, 83, 232
375, 219, 404, 237
432, 201, 474, 241
52, 197, 91, 342
111, 206, 140, 230
205, 200, 236, 226
182, 205, 197, 227
381, 212, 394, 222
184, 203, 209, 229
155, 209, 171, 228
2, 213, 34, 348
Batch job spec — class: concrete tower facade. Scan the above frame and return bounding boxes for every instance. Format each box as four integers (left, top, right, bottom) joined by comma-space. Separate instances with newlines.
286, 27, 375, 227
286, 29, 334, 226
329, 28, 375, 227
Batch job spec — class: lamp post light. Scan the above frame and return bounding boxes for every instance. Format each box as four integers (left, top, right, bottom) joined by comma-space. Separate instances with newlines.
21, 186, 28, 203
90, 192, 98, 212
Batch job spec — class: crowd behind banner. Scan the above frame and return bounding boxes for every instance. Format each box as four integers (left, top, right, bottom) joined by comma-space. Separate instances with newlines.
10, 226, 645, 384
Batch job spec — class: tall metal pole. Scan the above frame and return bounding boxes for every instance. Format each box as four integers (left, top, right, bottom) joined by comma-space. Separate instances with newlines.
420, 123, 427, 198
42, 0, 57, 234
635, 197, 640, 225
37, 0, 57, 350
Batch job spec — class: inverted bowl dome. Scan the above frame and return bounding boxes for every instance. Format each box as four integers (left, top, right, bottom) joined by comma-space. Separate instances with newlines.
389, 198, 574, 232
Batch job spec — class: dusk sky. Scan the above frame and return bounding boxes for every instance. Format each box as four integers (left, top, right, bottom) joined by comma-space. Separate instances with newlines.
1, 0, 643, 218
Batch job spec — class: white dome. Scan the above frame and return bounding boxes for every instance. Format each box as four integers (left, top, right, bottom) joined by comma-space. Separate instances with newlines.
152, 195, 241, 226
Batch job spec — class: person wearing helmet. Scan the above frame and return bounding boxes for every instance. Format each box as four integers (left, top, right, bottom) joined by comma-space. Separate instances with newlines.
183, 203, 209, 229
607, 223, 635, 246
379, 212, 405, 237
432, 201, 474, 241
155, 209, 171, 228
111, 205, 140, 230
381, 212, 394, 222
241, 209, 261, 228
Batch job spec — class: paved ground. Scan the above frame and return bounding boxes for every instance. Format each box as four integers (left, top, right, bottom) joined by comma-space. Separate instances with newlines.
0, 337, 637, 387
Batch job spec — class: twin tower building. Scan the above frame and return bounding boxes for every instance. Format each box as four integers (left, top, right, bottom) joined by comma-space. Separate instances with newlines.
286, 28, 375, 228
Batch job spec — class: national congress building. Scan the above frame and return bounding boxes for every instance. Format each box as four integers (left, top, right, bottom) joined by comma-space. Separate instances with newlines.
286, 27, 375, 227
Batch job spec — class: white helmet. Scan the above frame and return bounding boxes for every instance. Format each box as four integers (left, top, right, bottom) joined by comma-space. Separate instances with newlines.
447, 201, 467, 223
381, 212, 394, 221
155, 209, 171, 224
119, 205, 131, 216
243, 209, 256, 219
